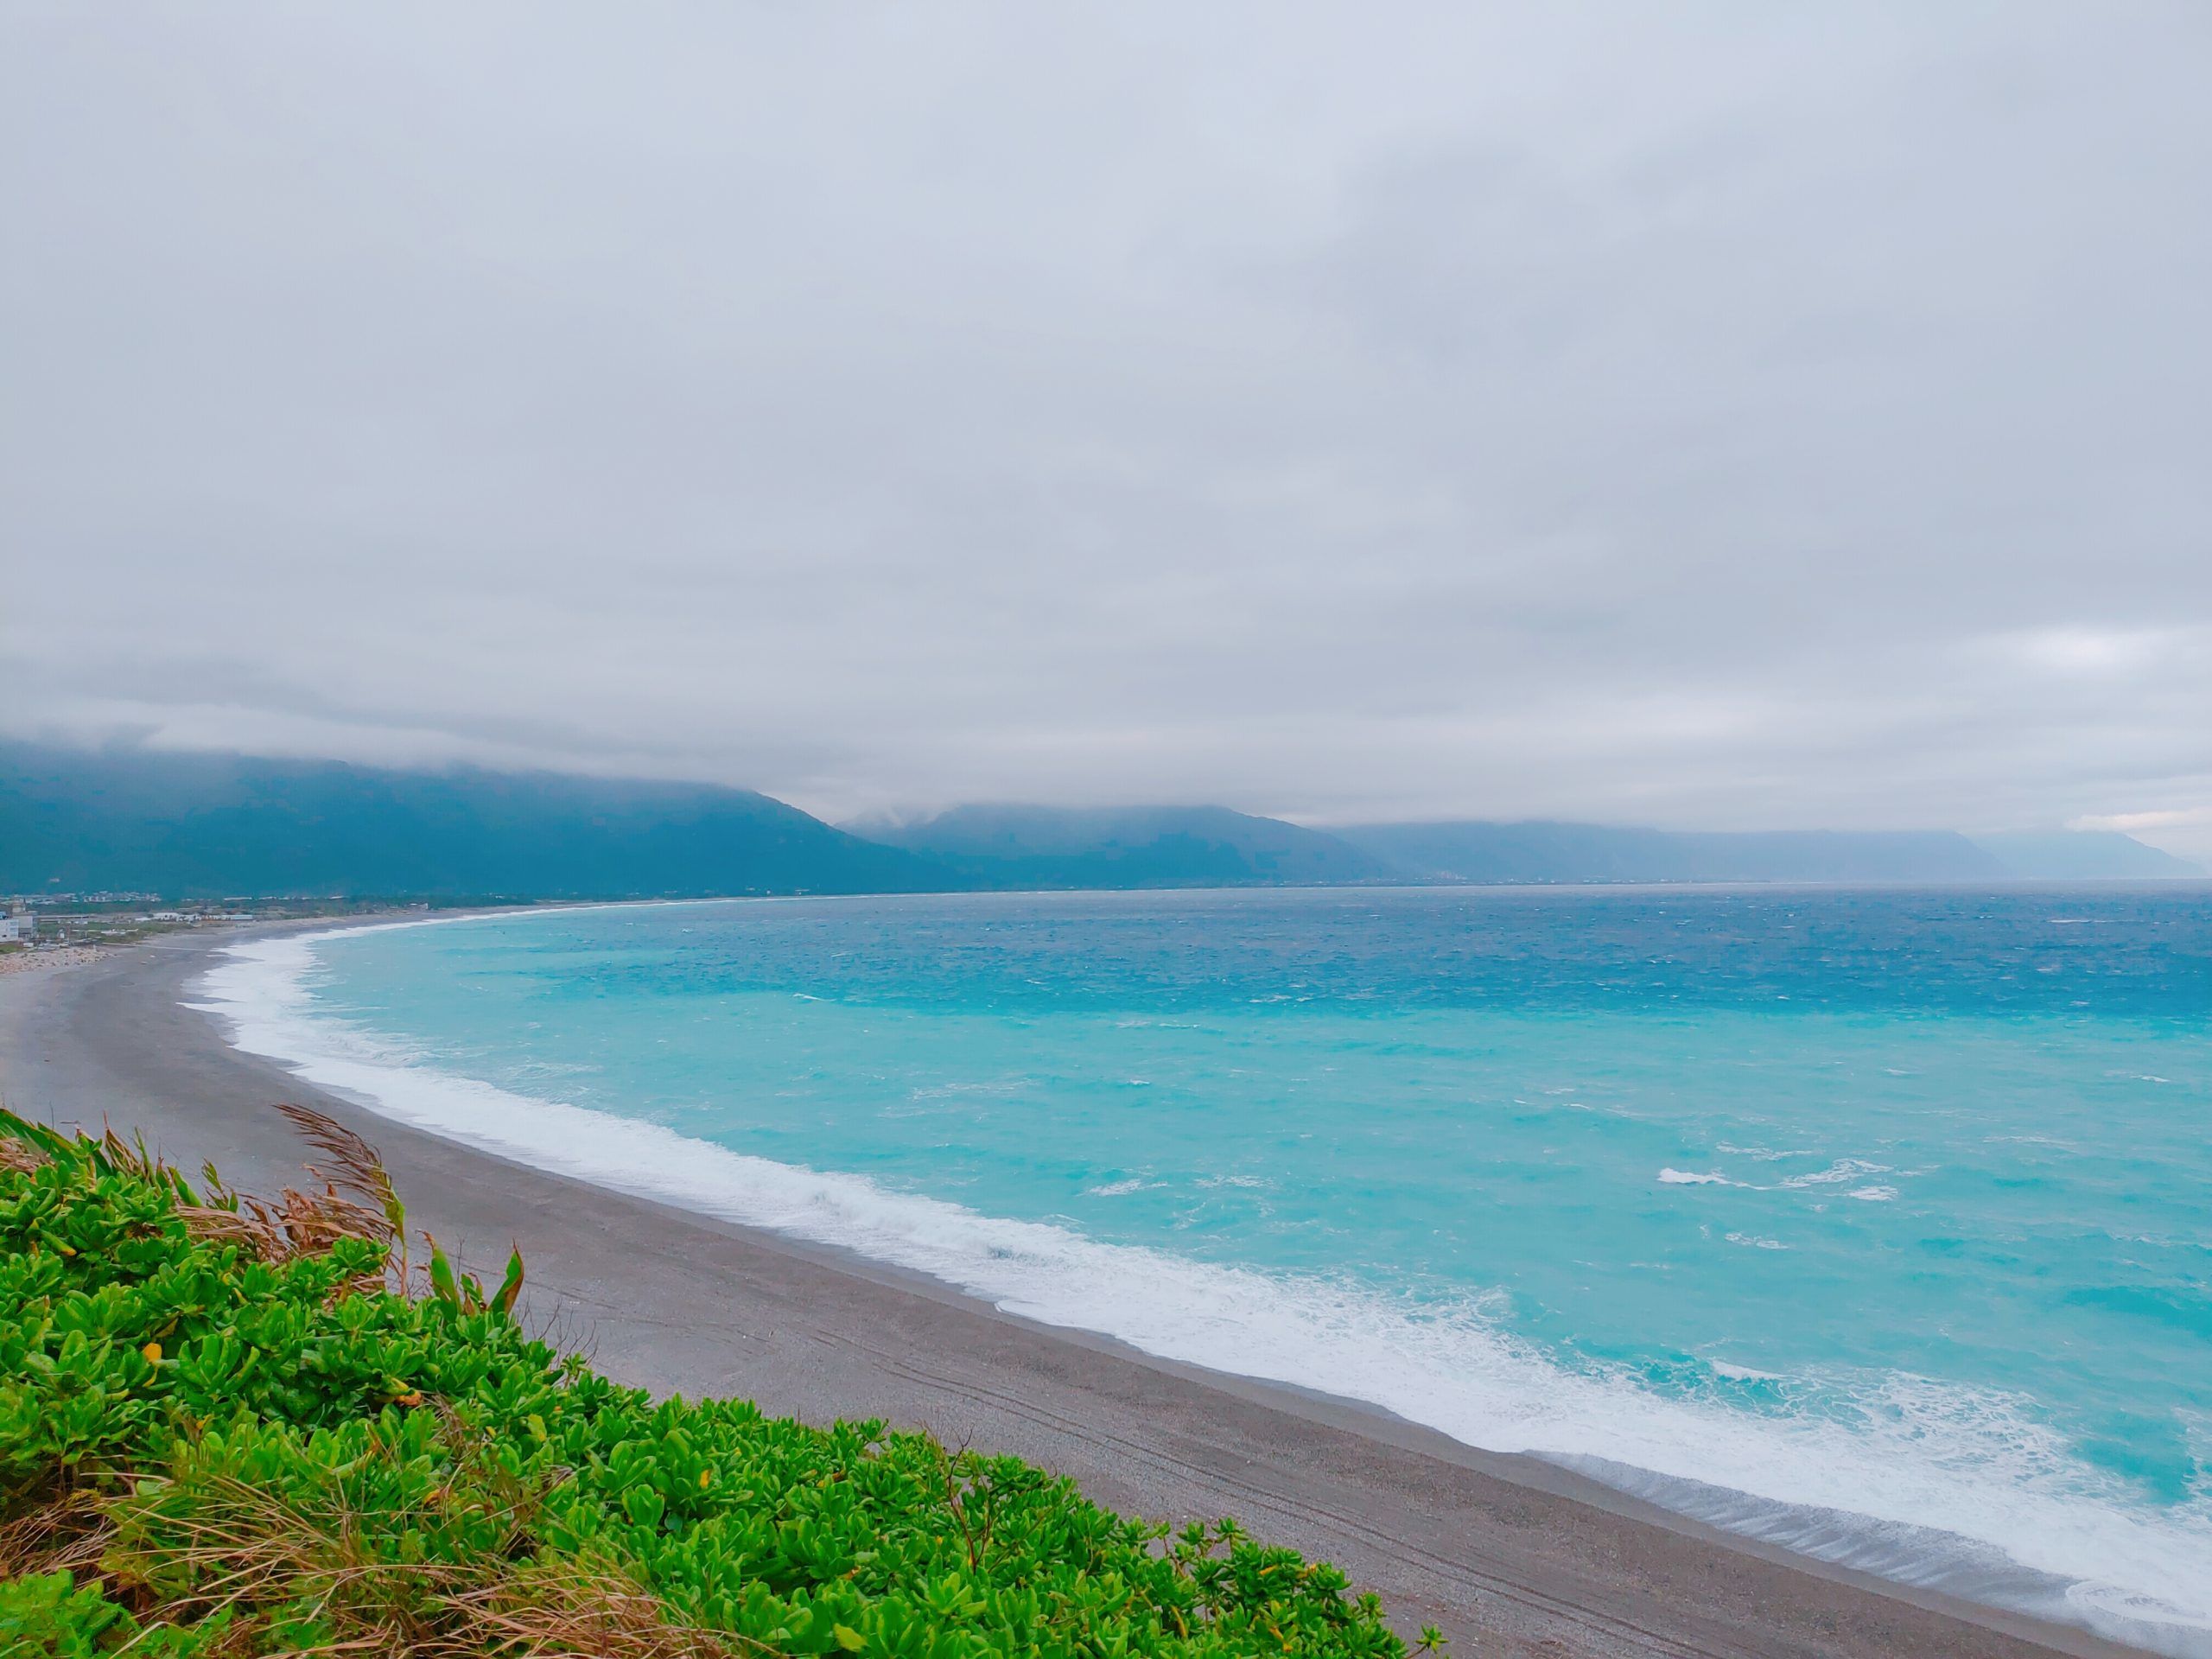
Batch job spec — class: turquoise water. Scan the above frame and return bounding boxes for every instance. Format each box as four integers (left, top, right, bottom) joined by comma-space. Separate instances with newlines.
198, 887, 2212, 1651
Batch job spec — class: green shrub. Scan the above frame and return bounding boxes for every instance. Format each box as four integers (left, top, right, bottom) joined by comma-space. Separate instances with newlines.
0, 1110, 1405, 1657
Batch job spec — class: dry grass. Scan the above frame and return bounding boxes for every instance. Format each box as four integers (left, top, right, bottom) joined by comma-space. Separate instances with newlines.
3, 1453, 759, 1657
448, 1563, 759, 1659
101, 1450, 762, 1659
174, 1104, 410, 1296
177, 1187, 391, 1277
0, 1478, 107, 1581
272, 1103, 406, 1248
96, 1122, 173, 1187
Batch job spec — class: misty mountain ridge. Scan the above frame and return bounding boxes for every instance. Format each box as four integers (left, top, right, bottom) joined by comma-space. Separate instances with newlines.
1960, 830, 2203, 882
850, 804, 1393, 889
1336, 819, 2013, 886
0, 743, 935, 900
2, 744, 2198, 900
859, 806, 2201, 887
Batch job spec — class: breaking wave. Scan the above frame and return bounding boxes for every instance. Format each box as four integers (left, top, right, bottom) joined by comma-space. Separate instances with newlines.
190, 925, 2212, 1656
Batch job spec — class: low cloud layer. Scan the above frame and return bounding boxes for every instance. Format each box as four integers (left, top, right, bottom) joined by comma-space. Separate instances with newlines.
3, 4, 2208, 854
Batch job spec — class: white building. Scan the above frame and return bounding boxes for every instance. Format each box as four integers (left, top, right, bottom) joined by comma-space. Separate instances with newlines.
0, 913, 34, 944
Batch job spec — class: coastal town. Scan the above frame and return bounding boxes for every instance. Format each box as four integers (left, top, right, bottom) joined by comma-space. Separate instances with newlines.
0, 893, 393, 970
0, 896, 251, 976
3, 895, 253, 944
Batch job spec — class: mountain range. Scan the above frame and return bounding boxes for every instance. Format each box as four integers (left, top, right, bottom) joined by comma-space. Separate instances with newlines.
853, 804, 1391, 889
1, 743, 2198, 900
1335, 820, 2012, 885
0, 744, 931, 900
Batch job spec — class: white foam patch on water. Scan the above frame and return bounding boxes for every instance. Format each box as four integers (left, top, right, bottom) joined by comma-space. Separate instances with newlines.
1781, 1158, 1893, 1189
1657, 1167, 1736, 1185
1726, 1231, 1790, 1250
192, 927, 2212, 1657
1708, 1359, 1786, 1382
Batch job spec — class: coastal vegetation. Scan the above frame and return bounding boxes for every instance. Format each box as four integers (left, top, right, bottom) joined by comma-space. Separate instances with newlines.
0, 1107, 1411, 1657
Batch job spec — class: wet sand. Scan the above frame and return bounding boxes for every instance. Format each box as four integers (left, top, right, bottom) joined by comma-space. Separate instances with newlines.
0, 929, 2145, 1659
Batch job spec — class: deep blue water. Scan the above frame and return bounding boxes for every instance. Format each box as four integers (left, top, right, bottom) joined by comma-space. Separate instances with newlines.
202, 885, 2212, 1652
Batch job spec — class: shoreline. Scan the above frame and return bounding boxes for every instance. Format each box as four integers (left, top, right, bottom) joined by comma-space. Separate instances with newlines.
0, 927, 2156, 1659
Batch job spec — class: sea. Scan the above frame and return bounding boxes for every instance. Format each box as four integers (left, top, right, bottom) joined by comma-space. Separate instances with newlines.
192, 885, 2212, 1654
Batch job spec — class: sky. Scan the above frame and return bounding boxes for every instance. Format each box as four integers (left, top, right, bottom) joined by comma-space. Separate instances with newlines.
3, 4, 2209, 857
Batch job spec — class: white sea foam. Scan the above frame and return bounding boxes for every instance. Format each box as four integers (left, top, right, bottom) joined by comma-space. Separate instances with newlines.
1656, 1167, 1735, 1185
1846, 1185, 1899, 1203
188, 925, 2212, 1657
1726, 1231, 1790, 1250
1708, 1359, 1786, 1382
1715, 1142, 1817, 1160
1781, 1158, 1893, 1189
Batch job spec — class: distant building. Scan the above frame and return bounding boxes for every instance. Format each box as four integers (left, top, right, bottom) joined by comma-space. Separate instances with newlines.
0, 914, 34, 944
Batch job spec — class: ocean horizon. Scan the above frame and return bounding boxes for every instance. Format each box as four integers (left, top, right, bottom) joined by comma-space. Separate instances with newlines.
192, 886, 2212, 1656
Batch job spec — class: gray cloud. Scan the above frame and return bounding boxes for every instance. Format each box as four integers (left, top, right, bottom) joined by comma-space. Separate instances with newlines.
3, 2, 2209, 855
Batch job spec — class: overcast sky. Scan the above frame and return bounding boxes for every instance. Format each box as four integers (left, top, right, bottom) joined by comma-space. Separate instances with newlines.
3, 4, 2209, 855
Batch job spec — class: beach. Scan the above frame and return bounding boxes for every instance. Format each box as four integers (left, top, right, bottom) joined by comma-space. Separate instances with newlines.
0, 944, 104, 976
0, 927, 2149, 1659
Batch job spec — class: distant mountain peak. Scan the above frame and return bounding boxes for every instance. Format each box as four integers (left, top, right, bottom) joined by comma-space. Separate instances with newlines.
1967, 830, 2203, 880
849, 803, 1391, 887
0, 741, 939, 901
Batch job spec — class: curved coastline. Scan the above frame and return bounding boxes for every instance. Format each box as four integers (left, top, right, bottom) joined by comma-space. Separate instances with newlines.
0, 920, 2174, 1659
199, 913, 2212, 1656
